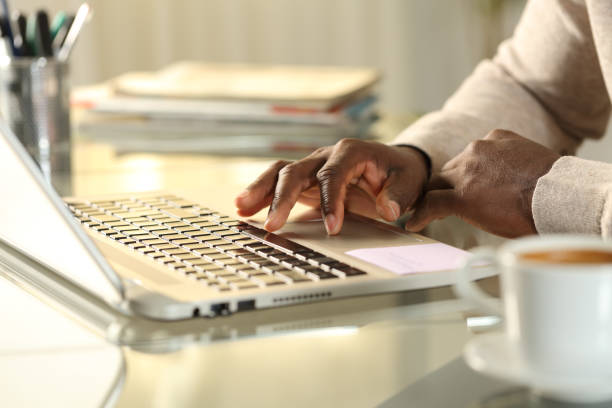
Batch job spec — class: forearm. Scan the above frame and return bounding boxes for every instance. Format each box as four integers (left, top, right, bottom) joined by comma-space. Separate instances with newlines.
393, 0, 610, 173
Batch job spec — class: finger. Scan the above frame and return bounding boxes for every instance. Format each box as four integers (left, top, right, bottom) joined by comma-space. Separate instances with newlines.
404, 189, 462, 232
265, 155, 327, 231
316, 152, 365, 235
235, 160, 291, 216
425, 173, 453, 192
375, 169, 418, 221
344, 185, 379, 219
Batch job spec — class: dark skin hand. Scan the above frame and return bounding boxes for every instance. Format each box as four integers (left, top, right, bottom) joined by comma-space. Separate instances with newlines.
234, 139, 429, 235
404, 129, 561, 238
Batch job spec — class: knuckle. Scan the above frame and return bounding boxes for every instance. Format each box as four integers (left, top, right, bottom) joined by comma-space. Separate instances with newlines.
271, 160, 291, 171
485, 128, 514, 140
334, 138, 361, 152
316, 165, 340, 185
278, 162, 299, 179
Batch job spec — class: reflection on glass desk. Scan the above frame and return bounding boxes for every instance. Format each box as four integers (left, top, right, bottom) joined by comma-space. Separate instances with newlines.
3, 136, 578, 408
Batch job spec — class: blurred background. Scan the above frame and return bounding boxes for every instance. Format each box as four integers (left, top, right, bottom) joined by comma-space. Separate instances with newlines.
13, 0, 610, 161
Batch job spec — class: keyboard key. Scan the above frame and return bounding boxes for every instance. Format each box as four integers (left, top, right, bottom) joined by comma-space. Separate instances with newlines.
252, 275, 285, 287
218, 275, 246, 284
262, 264, 288, 274
192, 221, 219, 228
183, 243, 211, 251
146, 251, 166, 259
90, 214, 122, 224
151, 243, 178, 250
163, 248, 190, 256
191, 247, 221, 256
183, 230, 212, 239
135, 234, 159, 242
137, 247, 156, 255
207, 239, 231, 247
128, 242, 146, 250
331, 264, 367, 277
226, 263, 254, 273
141, 239, 167, 246
308, 256, 337, 270
275, 270, 311, 283
306, 270, 338, 280
212, 258, 243, 267
237, 268, 267, 278
167, 199, 197, 208
173, 253, 201, 261
230, 281, 258, 290
162, 208, 199, 220
215, 243, 242, 252
122, 230, 150, 237
174, 239, 198, 246
174, 226, 199, 233
225, 248, 252, 257
190, 263, 224, 272
164, 234, 188, 241
268, 253, 294, 263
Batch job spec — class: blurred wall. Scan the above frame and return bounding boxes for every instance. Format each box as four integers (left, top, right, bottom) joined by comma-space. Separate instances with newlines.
17, 0, 523, 115
16, 0, 612, 161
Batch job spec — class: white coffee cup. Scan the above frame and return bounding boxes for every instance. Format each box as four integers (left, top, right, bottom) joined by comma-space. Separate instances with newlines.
455, 235, 612, 377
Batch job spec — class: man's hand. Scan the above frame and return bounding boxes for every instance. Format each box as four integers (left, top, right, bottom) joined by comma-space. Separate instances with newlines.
234, 139, 429, 235
404, 130, 561, 238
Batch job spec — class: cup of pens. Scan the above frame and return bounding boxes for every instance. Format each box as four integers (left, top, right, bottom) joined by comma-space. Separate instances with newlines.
0, 2, 90, 193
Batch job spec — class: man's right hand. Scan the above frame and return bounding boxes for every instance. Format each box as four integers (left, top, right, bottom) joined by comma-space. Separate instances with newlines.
234, 138, 430, 235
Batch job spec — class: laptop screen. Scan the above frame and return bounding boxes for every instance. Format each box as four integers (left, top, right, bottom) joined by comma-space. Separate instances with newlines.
0, 121, 124, 306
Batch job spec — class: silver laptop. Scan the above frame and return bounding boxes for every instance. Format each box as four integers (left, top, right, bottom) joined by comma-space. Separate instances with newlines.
0, 122, 485, 320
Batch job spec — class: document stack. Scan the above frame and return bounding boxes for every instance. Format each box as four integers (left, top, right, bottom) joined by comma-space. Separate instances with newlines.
73, 62, 381, 155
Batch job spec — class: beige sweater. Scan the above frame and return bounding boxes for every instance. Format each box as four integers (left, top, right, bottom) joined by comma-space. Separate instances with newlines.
393, 0, 612, 237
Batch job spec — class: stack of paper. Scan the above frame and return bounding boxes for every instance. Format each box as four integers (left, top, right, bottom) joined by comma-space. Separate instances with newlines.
73, 62, 381, 154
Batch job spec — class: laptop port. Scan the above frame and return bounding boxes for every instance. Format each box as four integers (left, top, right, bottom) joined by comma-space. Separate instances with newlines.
237, 299, 255, 311
211, 302, 230, 316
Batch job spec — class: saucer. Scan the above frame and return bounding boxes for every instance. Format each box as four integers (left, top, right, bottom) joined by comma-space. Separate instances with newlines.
464, 332, 612, 404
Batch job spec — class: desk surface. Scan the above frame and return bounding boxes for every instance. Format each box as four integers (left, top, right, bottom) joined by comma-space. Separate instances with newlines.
0, 137, 586, 408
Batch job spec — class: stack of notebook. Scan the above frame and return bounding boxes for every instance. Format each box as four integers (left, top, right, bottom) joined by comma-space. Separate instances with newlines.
73, 62, 381, 155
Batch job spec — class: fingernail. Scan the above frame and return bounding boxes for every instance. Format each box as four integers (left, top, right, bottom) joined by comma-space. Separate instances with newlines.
324, 214, 338, 235
264, 214, 277, 231
388, 201, 400, 220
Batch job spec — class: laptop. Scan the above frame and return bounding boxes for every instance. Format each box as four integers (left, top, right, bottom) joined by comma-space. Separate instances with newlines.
0, 121, 488, 320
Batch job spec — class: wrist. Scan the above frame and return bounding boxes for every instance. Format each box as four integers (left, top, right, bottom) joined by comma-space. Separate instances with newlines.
394, 144, 432, 181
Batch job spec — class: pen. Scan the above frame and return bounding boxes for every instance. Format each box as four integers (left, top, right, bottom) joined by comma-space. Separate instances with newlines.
57, 2, 90, 62
50, 11, 66, 40
0, 0, 17, 56
25, 13, 38, 56
52, 14, 73, 53
11, 12, 28, 57
0, 16, 10, 58
35, 10, 53, 57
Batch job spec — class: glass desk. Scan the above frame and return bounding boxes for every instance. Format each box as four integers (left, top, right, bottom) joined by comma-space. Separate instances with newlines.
0, 138, 597, 408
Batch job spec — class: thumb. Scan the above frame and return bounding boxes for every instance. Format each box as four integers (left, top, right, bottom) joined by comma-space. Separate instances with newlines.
376, 169, 423, 221
404, 189, 461, 232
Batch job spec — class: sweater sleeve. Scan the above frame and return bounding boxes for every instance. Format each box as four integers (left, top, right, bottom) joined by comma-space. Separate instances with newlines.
533, 156, 612, 237
392, 0, 610, 173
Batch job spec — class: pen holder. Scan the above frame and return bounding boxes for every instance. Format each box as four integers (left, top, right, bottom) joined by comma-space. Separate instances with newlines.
0, 57, 71, 193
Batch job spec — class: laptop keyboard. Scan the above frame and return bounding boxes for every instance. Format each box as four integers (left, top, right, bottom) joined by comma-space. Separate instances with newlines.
64, 194, 366, 291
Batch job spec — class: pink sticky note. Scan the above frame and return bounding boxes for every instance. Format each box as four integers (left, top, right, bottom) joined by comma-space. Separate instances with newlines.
346, 243, 469, 275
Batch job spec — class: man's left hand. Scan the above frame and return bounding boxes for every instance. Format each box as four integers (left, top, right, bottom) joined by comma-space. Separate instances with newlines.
404, 129, 561, 238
